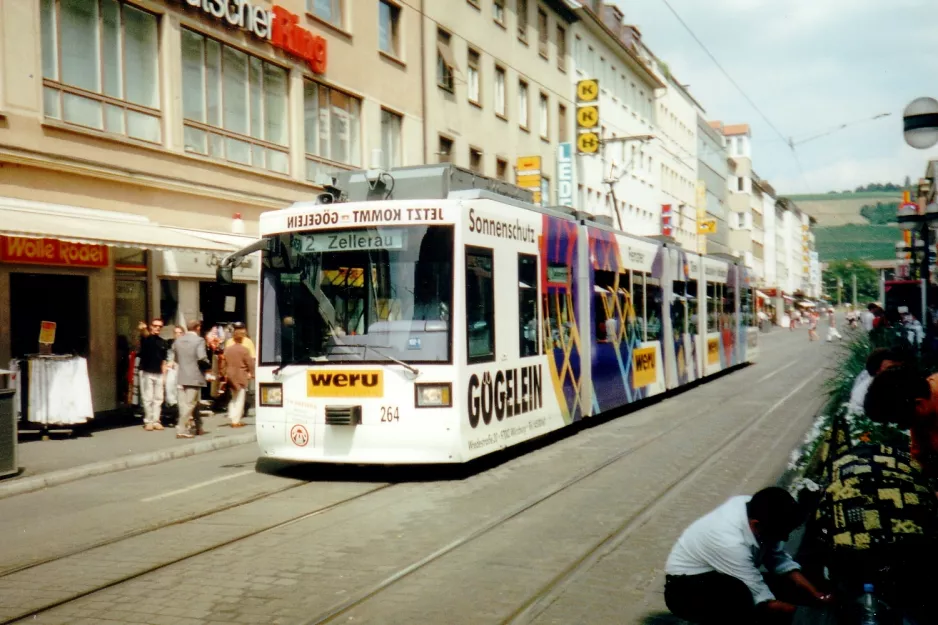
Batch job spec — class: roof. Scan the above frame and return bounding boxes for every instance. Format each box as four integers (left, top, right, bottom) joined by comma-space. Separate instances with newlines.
0, 197, 238, 253
722, 123, 751, 136
708, 120, 723, 130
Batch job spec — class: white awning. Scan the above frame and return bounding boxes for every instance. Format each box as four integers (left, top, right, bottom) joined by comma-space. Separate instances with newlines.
167, 227, 259, 251
0, 197, 236, 253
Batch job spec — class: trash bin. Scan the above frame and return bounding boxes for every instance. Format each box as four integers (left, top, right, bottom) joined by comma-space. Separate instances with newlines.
0, 369, 17, 478
760, 319, 772, 333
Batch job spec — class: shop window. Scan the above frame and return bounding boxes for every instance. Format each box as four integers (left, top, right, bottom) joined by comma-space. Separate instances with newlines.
519, 254, 538, 356
11, 274, 89, 359
466, 247, 495, 362
437, 29, 456, 92
309, 0, 343, 28
537, 8, 548, 58
518, 80, 529, 130
517, 0, 528, 41
40, 0, 161, 143
159, 280, 179, 330
380, 108, 402, 170
541, 175, 551, 206
181, 29, 289, 174
303, 81, 362, 182
469, 147, 483, 174
378, 1, 401, 58
467, 48, 481, 105
438, 135, 453, 164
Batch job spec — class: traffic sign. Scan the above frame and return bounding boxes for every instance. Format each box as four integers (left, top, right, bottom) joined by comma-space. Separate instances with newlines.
576, 106, 599, 129
576, 79, 599, 102
697, 219, 717, 235
577, 132, 600, 154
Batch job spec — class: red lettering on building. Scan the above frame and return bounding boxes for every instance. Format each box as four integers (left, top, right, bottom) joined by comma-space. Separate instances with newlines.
0, 236, 109, 268
271, 6, 327, 75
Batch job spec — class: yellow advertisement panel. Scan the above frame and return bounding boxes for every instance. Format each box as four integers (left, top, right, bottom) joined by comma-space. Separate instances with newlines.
707, 338, 720, 365
307, 370, 384, 398
632, 347, 657, 387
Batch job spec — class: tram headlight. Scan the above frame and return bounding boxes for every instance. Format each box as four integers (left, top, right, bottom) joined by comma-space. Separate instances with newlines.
259, 383, 283, 407
415, 383, 452, 408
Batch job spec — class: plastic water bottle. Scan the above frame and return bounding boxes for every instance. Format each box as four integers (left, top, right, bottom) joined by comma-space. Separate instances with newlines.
859, 583, 879, 625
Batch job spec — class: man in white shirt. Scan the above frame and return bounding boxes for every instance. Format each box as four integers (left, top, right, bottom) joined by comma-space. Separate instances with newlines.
664, 487, 831, 624
847, 347, 906, 416
860, 303, 876, 332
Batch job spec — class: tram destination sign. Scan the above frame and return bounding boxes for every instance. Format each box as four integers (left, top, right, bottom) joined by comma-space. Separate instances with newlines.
297, 229, 405, 253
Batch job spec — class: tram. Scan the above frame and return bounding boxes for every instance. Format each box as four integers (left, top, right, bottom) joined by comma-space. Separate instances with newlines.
219, 164, 759, 464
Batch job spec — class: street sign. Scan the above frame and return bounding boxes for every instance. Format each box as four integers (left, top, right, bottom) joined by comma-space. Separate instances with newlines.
576, 106, 599, 129
577, 133, 600, 154
556, 143, 575, 207
576, 79, 599, 102
697, 219, 717, 235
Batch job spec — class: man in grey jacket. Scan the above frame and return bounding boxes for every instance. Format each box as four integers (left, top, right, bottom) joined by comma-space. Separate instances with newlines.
173, 320, 208, 438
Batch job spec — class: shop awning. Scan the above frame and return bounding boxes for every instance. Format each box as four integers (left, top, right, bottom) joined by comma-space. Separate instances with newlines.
0, 197, 236, 253
167, 228, 259, 251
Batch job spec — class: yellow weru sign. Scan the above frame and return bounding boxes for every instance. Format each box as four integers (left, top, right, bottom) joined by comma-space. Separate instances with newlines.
576, 79, 599, 102
707, 338, 720, 365
576, 106, 599, 129
577, 132, 600, 154
307, 370, 384, 398
632, 347, 657, 387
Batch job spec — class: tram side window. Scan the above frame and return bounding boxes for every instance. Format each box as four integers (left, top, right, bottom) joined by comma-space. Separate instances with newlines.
518, 254, 539, 357
706, 281, 723, 331
595, 270, 616, 342
672, 280, 688, 337
645, 277, 663, 341
687, 280, 698, 334
723, 284, 736, 329
631, 271, 647, 341
466, 247, 495, 362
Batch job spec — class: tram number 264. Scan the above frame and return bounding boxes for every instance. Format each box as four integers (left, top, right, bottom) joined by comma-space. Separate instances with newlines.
380, 406, 400, 422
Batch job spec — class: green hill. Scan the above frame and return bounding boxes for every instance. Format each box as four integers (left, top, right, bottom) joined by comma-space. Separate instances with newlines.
813, 224, 900, 262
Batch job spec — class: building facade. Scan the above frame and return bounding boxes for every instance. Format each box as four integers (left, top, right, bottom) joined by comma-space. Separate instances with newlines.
0, 0, 424, 412
567, 2, 663, 231
696, 114, 729, 256
422, 0, 576, 204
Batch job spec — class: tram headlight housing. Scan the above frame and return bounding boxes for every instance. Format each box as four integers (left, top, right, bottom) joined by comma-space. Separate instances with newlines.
259, 383, 283, 407
415, 383, 452, 408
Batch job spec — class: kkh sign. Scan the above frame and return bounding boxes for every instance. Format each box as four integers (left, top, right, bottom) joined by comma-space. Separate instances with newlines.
180, 0, 327, 74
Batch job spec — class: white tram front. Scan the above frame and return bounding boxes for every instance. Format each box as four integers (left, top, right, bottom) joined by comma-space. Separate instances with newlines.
219, 165, 758, 465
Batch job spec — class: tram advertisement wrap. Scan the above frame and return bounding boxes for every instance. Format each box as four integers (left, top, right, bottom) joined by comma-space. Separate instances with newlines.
467, 365, 543, 428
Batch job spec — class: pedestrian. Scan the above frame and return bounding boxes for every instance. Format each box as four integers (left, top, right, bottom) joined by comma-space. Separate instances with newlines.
137, 318, 167, 431
664, 487, 832, 625
173, 320, 210, 439
222, 326, 254, 428
808, 312, 819, 341
860, 303, 875, 332
224, 321, 256, 357
825, 308, 842, 342
846, 347, 909, 416
864, 365, 938, 481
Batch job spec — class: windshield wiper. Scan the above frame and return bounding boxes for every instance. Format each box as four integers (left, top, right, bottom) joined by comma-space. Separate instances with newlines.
272, 353, 314, 376
334, 343, 419, 376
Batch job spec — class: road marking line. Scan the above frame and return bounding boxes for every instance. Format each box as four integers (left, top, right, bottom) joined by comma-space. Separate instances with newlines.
140, 469, 255, 503
757, 360, 797, 383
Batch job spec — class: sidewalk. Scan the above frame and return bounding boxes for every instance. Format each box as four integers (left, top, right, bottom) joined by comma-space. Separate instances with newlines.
1, 408, 257, 500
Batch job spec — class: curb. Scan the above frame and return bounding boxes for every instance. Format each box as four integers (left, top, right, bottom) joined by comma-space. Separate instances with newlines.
0, 431, 257, 501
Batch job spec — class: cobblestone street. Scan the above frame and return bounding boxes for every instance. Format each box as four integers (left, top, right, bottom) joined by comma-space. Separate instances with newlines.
0, 330, 830, 624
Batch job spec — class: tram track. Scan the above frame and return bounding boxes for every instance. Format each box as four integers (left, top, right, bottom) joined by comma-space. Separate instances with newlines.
300, 370, 816, 625
0, 483, 392, 625
296, 364, 818, 625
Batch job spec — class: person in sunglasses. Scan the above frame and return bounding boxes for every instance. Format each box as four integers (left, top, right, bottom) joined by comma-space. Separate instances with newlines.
137, 318, 168, 432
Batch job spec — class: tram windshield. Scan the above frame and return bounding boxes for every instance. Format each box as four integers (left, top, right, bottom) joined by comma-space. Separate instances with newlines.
259, 225, 454, 365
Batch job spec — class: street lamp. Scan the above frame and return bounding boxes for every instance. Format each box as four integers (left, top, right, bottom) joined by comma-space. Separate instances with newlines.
904, 97, 938, 149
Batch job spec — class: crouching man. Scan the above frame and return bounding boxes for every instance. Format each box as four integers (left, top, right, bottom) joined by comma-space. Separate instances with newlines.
664, 487, 832, 624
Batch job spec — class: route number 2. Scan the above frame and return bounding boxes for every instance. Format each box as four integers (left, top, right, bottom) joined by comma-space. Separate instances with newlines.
380, 406, 399, 422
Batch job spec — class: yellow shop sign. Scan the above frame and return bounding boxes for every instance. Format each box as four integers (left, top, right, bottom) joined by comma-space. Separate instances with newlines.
632, 347, 657, 387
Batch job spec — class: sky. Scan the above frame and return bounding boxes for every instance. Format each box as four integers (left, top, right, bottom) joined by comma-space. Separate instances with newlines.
612, 0, 938, 194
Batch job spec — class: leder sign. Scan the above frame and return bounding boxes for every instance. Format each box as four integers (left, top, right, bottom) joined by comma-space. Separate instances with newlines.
0, 236, 109, 268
